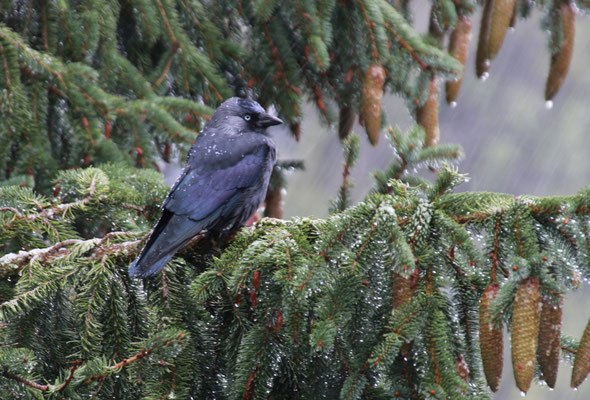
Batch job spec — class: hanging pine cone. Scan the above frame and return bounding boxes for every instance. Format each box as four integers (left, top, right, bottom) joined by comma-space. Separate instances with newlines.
445, 15, 472, 105
360, 64, 386, 146
545, 3, 576, 101
571, 318, 590, 388
476, 0, 494, 78
488, 0, 517, 60
537, 294, 562, 388
339, 105, 356, 140
511, 277, 541, 393
479, 282, 503, 392
416, 77, 439, 147
264, 186, 283, 219
509, 0, 519, 28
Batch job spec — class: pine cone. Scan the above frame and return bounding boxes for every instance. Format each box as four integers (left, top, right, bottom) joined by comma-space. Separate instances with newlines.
263, 186, 283, 219
511, 277, 541, 393
545, 3, 576, 101
416, 77, 439, 148
537, 294, 562, 388
445, 15, 472, 105
572, 318, 590, 388
509, 0, 519, 28
488, 0, 517, 60
339, 105, 356, 140
476, 0, 494, 78
360, 64, 386, 146
479, 282, 503, 392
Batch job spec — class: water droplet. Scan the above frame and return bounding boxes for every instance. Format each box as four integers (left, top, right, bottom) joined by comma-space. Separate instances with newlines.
545, 100, 553, 110
449, 101, 457, 108
479, 72, 489, 81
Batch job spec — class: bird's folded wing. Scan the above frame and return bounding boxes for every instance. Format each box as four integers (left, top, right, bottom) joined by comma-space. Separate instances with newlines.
162, 144, 270, 221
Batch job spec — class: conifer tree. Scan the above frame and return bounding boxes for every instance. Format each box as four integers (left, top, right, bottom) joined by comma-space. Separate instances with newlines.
1, 1, 590, 399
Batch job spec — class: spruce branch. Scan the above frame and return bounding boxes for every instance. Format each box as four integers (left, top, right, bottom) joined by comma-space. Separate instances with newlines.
0, 206, 22, 217
0, 232, 143, 279
1, 368, 49, 392
84, 333, 186, 385
378, 0, 462, 76
0, 176, 96, 234
0, 40, 11, 90
155, 0, 179, 43
1, 334, 185, 394
56, 360, 79, 392
153, 43, 180, 89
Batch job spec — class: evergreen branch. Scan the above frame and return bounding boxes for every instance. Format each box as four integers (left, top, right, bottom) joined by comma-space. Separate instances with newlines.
0, 206, 22, 217
491, 213, 501, 280
2, 334, 185, 393
0, 265, 81, 318
357, 0, 381, 59
179, 0, 215, 58
153, 43, 180, 89
293, 2, 329, 70
0, 41, 11, 90
261, 21, 300, 97
350, 219, 378, 271
1, 368, 49, 392
298, 202, 381, 291
0, 238, 81, 279
155, 0, 178, 43
514, 213, 525, 258
561, 344, 577, 354
56, 6, 74, 58
0, 26, 68, 89
83, 333, 182, 384
370, 296, 425, 366
377, 0, 461, 75
56, 360, 79, 392
384, 27, 428, 71
19, 65, 67, 98
40, 4, 49, 51
0, 232, 143, 279
451, 212, 492, 223
20, 1, 34, 37
118, 203, 147, 212
0, 176, 96, 227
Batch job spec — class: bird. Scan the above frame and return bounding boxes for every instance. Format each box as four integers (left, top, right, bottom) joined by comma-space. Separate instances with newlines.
129, 97, 282, 278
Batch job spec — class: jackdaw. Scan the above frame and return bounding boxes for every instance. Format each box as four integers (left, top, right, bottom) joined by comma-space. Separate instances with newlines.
129, 97, 282, 278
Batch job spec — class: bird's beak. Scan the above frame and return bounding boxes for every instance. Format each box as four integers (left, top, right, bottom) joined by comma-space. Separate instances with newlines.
257, 113, 283, 128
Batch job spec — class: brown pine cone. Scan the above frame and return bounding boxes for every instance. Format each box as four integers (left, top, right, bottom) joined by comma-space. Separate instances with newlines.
511, 277, 541, 393
479, 282, 503, 392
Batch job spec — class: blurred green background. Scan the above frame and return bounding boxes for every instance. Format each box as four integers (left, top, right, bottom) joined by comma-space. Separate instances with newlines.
159, 5, 590, 399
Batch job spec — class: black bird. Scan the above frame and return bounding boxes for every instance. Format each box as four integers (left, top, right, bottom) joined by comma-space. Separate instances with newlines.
129, 97, 282, 278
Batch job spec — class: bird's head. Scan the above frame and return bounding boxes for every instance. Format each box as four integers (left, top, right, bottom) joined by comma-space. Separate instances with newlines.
210, 97, 283, 134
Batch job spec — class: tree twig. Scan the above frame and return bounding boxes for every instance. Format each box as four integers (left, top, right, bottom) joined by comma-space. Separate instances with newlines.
84, 333, 185, 384
57, 360, 79, 392
0, 232, 144, 279
2, 368, 49, 392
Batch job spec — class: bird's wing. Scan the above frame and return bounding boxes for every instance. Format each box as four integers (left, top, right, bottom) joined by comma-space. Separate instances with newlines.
162, 143, 272, 221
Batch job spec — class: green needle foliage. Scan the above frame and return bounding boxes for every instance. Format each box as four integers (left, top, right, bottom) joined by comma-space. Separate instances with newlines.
0, 129, 588, 398
1, 1, 590, 399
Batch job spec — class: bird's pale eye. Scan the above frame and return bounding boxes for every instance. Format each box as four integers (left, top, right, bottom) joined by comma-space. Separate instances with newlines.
244, 114, 251, 121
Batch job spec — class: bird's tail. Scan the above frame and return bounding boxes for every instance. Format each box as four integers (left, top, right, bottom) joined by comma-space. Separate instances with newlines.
129, 210, 201, 279
128, 253, 175, 279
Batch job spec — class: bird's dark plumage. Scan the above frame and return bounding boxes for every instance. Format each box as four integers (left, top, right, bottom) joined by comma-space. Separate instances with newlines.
129, 97, 281, 278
